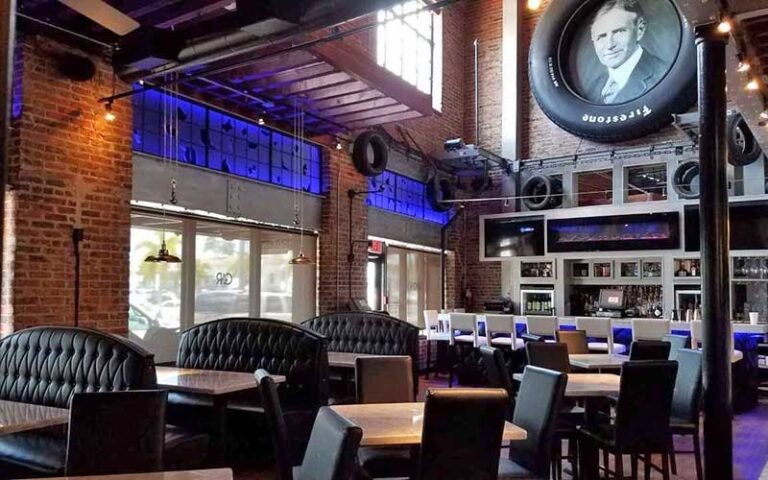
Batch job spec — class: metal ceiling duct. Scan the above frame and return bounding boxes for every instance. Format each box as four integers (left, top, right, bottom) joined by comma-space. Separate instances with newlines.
118, 0, 404, 81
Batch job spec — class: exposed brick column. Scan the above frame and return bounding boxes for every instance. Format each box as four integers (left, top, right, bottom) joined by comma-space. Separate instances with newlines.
1, 37, 133, 335
318, 148, 368, 314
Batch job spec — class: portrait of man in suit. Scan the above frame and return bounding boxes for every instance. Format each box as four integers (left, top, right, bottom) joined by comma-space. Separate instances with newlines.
583, 0, 668, 104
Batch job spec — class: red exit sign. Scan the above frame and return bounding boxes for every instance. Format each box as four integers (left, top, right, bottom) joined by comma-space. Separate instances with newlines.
368, 240, 384, 254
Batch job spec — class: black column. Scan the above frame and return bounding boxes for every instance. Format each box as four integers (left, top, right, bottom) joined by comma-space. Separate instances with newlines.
696, 23, 733, 480
0, 0, 16, 304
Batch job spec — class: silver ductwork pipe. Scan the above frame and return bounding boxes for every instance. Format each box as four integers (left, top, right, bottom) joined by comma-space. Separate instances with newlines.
120, 0, 403, 81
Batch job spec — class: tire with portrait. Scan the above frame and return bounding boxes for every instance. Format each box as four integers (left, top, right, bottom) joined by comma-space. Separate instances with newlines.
522, 175, 563, 210
529, 0, 697, 142
727, 113, 763, 167
352, 131, 389, 176
426, 175, 454, 212
672, 160, 699, 199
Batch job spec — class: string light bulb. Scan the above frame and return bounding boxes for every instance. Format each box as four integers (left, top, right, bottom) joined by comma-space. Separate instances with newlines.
104, 102, 116, 122
760, 111, 768, 120
335, 138, 343, 150
717, 19, 732, 34
746, 79, 759, 91
526, 0, 542, 10
258, 115, 265, 126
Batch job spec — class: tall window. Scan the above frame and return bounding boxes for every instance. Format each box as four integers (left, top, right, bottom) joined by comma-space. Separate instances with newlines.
377, 1, 443, 111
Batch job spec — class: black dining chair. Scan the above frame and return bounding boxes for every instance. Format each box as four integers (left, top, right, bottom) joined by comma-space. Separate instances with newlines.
65, 390, 167, 476
668, 349, 703, 480
526, 342, 571, 373
355, 356, 414, 479
662, 334, 690, 360
579, 360, 678, 480
294, 407, 363, 480
418, 388, 508, 480
555, 330, 590, 355
257, 370, 296, 480
628, 340, 671, 361
499, 365, 568, 479
480, 346, 516, 418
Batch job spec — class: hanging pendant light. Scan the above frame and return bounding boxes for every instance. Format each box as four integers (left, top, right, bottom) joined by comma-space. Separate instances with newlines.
145, 238, 182, 263
289, 251, 313, 265
289, 100, 314, 266
145, 74, 182, 264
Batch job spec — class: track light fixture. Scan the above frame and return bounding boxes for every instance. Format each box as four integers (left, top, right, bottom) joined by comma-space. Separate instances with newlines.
746, 79, 759, 91
737, 58, 751, 72
335, 138, 343, 150
526, 0, 542, 10
104, 102, 116, 122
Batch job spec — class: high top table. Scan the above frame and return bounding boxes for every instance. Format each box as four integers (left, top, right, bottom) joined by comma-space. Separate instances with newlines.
0, 399, 68, 435
569, 354, 626, 370
44, 468, 232, 480
331, 402, 527, 447
156, 367, 284, 463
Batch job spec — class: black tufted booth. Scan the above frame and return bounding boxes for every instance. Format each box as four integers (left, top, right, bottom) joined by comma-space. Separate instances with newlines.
301, 312, 420, 396
168, 318, 328, 462
0, 326, 158, 477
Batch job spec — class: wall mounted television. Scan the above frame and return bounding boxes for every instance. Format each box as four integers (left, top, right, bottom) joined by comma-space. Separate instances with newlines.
547, 212, 680, 252
684, 201, 768, 251
482, 216, 545, 259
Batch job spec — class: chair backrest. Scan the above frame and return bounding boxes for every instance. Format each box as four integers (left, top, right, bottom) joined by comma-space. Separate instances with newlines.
690, 320, 703, 348
525, 316, 558, 337
0, 326, 157, 409
479, 346, 515, 417
614, 360, 678, 450
449, 313, 479, 346
663, 334, 690, 360
629, 340, 672, 361
555, 329, 590, 354
670, 349, 703, 424
294, 407, 363, 480
576, 316, 615, 351
510, 366, 567, 477
525, 342, 571, 373
632, 319, 671, 341
66, 390, 167, 476
418, 388, 507, 480
355, 356, 414, 403
257, 370, 294, 480
178, 318, 328, 409
484, 314, 520, 350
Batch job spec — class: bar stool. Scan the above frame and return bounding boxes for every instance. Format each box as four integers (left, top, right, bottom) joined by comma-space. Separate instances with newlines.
424, 309, 450, 379
575, 316, 626, 354
690, 320, 743, 362
632, 319, 671, 341
448, 313, 483, 387
525, 315, 559, 341
485, 314, 524, 350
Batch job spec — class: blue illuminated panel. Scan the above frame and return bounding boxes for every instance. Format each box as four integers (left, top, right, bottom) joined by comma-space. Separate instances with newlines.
367, 171, 450, 225
132, 89, 322, 194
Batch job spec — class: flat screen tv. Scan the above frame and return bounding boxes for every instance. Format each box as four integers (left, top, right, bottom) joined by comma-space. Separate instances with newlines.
483, 216, 545, 259
684, 201, 768, 251
599, 289, 625, 309
547, 212, 680, 252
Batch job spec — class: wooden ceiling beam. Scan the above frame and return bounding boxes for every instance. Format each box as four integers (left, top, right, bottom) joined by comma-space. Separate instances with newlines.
273, 71, 353, 97
333, 104, 410, 123
320, 97, 398, 116
310, 90, 385, 110
345, 109, 422, 129
296, 80, 370, 101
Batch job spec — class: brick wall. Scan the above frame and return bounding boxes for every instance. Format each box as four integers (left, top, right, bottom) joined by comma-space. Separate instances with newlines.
318, 147, 369, 314
1, 37, 133, 335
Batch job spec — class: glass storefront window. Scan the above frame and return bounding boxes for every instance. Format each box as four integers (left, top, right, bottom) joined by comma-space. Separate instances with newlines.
129, 214, 183, 363
260, 231, 294, 322
194, 222, 251, 324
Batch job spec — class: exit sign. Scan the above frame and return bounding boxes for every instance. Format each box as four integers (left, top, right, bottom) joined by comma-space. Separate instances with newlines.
368, 240, 384, 254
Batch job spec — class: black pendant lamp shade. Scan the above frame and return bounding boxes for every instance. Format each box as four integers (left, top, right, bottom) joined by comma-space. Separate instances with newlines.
144, 239, 181, 263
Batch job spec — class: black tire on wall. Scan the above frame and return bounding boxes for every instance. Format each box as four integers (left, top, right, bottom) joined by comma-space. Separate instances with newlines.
727, 113, 764, 167
522, 175, 563, 211
352, 131, 389, 176
529, 0, 697, 142
426, 175, 454, 212
672, 160, 700, 199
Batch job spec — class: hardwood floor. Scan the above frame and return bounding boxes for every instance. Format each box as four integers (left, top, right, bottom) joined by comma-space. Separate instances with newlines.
233, 375, 768, 480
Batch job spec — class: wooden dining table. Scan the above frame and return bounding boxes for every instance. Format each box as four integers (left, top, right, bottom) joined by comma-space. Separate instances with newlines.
569, 353, 627, 370
0, 399, 69, 435
330, 402, 527, 447
43, 468, 232, 480
156, 366, 284, 463
327, 352, 382, 369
